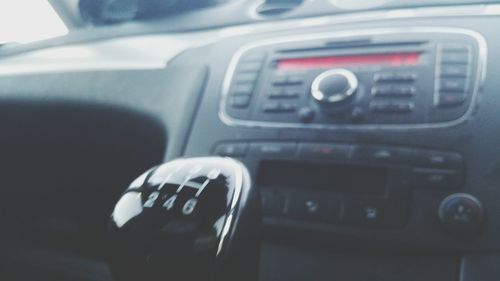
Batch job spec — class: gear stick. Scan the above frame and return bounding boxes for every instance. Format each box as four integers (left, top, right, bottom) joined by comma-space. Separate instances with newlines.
108, 157, 260, 281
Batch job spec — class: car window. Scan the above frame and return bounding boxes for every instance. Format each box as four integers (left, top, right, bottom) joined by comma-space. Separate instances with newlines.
0, 0, 68, 45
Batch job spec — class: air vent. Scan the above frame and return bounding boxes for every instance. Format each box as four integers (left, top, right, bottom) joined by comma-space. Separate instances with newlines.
254, 0, 304, 17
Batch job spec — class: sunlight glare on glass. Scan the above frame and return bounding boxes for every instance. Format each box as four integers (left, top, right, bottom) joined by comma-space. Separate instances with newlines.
0, 0, 68, 44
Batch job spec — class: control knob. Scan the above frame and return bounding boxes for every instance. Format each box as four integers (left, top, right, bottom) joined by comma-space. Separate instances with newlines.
438, 193, 484, 238
311, 68, 358, 105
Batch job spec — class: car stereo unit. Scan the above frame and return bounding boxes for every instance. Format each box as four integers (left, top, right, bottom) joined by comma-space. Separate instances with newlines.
220, 27, 486, 130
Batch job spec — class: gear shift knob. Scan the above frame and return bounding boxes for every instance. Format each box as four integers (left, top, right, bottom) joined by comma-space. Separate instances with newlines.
108, 157, 260, 281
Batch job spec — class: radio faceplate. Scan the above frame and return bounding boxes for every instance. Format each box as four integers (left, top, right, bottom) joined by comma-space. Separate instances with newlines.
220, 28, 487, 130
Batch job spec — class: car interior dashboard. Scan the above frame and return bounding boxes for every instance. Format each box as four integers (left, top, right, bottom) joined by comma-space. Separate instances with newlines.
1, 0, 500, 281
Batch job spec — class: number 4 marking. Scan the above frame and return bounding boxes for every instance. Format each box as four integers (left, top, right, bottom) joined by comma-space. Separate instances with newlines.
163, 195, 177, 210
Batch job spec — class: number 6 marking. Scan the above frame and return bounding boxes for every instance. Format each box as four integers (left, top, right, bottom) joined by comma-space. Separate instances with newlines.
182, 198, 198, 215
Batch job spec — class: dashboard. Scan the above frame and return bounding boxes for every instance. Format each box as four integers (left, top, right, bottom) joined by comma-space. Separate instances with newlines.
1, 1, 500, 281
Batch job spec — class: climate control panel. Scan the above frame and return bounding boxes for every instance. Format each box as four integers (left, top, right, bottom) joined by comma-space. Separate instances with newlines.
213, 141, 465, 230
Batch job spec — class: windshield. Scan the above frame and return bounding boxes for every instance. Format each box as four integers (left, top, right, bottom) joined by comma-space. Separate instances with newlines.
0, 0, 68, 45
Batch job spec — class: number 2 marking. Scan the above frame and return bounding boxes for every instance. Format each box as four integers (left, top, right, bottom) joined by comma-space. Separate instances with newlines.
143, 192, 159, 208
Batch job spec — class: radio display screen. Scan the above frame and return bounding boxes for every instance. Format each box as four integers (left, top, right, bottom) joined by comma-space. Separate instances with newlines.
276, 52, 420, 70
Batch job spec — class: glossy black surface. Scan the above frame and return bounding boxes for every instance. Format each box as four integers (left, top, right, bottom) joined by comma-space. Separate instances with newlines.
108, 157, 260, 281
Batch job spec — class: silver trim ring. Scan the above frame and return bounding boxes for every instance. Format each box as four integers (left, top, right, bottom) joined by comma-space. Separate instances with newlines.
311, 68, 358, 104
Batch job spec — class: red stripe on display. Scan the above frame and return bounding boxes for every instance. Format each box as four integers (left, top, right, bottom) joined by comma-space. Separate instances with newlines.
277, 53, 420, 70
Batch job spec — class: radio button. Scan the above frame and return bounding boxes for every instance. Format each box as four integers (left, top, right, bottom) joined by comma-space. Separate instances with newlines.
343, 200, 393, 227
213, 142, 249, 157
234, 72, 259, 83
411, 168, 462, 190
269, 89, 300, 99
442, 43, 470, 52
232, 83, 254, 96
351, 146, 411, 165
373, 72, 417, 83
262, 102, 297, 113
371, 85, 392, 96
439, 78, 468, 92
437, 92, 467, 107
271, 74, 288, 86
271, 73, 306, 86
298, 107, 315, 123
440, 65, 469, 78
394, 85, 416, 96
372, 85, 416, 97
249, 142, 297, 158
230, 95, 251, 108
287, 73, 305, 85
284, 89, 300, 98
297, 143, 351, 161
370, 101, 414, 113
349, 107, 366, 122
268, 90, 283, 99
280, 102, 297, 112
262, 102, 280, 112
287, 191, 341, 223
237, 61, 263, 72
414, 150, 463, 169
440, 52, 470, 64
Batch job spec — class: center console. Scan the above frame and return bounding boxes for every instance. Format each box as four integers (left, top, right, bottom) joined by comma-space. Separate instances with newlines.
214, 141, 473, 232
202, 26, 490, 248
183, 11, 500, 278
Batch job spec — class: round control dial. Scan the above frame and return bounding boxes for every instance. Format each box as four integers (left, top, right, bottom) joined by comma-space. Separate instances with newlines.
311, 68, 358, 104
438, 193, 484, 238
